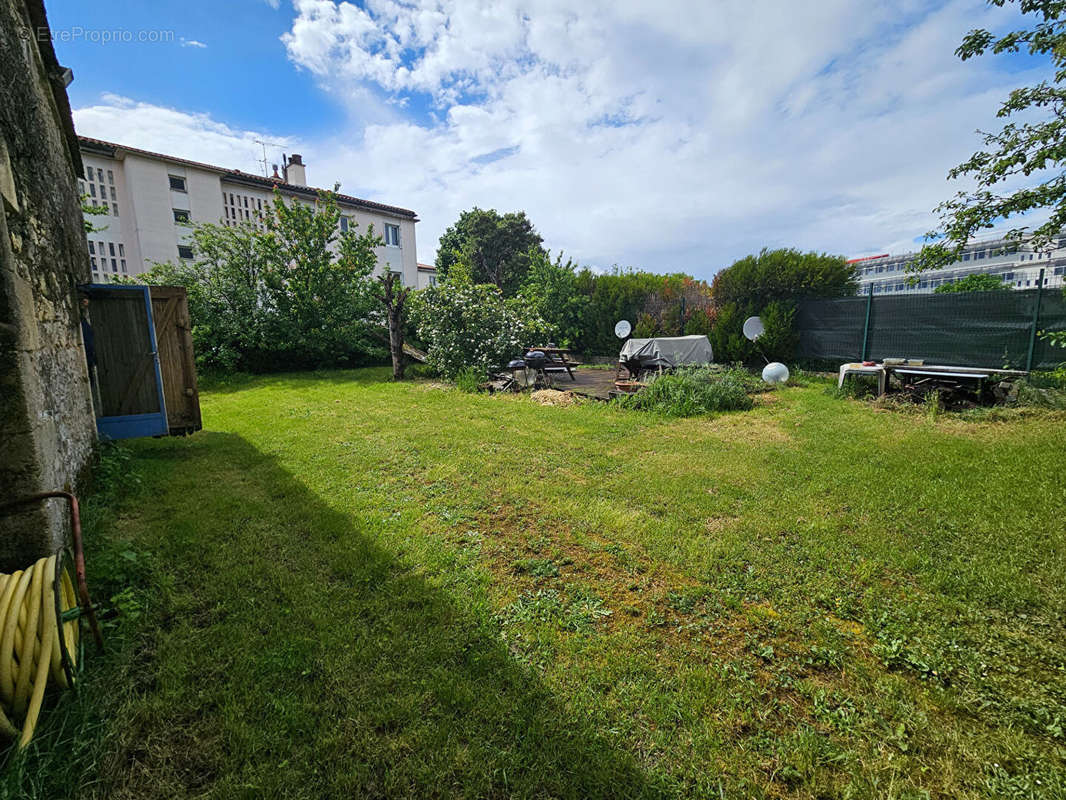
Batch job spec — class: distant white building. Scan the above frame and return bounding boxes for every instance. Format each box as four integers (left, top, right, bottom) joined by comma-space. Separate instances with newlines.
77, 136, 419, 286
852, 233, 1066, 295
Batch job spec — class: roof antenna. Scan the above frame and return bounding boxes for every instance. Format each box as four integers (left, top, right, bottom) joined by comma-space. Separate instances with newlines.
254, 139, 284, 177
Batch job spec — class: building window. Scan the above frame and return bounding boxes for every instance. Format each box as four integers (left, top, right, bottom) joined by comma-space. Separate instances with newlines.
90, 256, 96, 269
177, 245, 194, 260
390, 270, 403, 283
88, 184, 96, 198
962, 253, 970, 261
173, 209, 190, 223
120, 259, 127, 274
107, 169, 114, 185
112, 204, 119, 216
87, 241, 95, 255
384, 224, 400, 247
339, 216, 350, 233
118, 243, 125, 257
169, 175, 187, 192
429, 275, 437, 286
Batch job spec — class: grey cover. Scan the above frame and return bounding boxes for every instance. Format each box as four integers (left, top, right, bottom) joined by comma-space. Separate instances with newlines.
618, 335, 714, 367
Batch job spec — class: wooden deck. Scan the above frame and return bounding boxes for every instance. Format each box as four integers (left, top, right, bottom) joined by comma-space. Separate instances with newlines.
548, 367, 618, 400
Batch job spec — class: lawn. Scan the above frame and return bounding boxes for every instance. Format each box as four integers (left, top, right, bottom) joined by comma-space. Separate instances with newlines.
6, 369, 1065, 799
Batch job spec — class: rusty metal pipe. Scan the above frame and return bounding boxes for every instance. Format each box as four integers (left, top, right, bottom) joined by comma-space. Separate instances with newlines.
0, 491, 104, 652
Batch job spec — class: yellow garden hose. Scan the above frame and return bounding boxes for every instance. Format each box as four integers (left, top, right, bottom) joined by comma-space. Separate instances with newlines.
0, 554, 80, 748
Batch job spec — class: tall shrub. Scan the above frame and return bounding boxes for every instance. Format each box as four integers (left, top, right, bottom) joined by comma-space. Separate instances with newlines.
140, 189, 382, 372
410, 281, 547, 378
710, 248, 855, 362
518, 250, 588, 347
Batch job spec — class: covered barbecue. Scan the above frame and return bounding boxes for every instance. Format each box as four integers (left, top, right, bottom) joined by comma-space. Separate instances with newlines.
618, 335, 714, 375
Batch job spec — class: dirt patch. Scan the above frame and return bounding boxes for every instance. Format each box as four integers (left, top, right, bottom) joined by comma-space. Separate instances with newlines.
705, 515, 740, 534
530, 390, 580, 406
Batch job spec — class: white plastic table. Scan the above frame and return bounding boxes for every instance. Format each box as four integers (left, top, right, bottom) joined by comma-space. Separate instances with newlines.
837, 363, 887, 395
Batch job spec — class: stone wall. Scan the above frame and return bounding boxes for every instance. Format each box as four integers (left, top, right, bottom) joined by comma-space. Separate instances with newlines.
0, 0, 97, 570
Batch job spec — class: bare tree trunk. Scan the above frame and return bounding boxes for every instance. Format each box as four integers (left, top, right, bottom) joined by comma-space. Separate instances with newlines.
376, 272, 411, 380
387, 303, 404, 379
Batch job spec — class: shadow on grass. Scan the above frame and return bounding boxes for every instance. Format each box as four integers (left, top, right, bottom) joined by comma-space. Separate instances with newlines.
79, 432, 663, 799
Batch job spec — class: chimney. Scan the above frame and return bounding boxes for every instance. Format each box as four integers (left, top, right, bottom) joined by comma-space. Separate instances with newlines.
284, 153, 306, 187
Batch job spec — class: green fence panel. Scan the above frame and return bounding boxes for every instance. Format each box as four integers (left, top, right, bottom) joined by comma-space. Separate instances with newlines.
795, 288, 1066, 370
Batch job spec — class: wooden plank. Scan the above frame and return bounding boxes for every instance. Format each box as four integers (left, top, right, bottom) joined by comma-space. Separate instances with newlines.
88, 288, 159, 417
117, 295, 177, 416
150, 286, 202, 434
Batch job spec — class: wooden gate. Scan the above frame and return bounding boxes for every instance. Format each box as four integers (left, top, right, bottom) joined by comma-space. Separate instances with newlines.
150, 286, 202, 435
86, 285, 169, 440
84, 284, 201, 439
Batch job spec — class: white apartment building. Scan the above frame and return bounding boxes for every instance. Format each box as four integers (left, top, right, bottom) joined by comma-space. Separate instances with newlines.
853, 233, 1066, 295
77, 136, 419, 286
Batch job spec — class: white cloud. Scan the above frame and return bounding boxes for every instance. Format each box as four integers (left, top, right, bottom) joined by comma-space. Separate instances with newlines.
73, 94, 300, 176
180, 38, 207, 48
73, 0, 1048, 277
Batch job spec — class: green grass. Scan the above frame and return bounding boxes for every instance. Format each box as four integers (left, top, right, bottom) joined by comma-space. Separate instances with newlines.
5, 368, 1066, 798
616, 366, 757, 416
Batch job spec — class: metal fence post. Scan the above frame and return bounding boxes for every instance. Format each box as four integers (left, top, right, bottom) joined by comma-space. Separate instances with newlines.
861, 284, 873, 361
1025, 268, 1045, 372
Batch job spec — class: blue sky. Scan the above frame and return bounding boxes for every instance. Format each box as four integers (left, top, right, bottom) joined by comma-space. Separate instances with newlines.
49, 1, 344, 139
48, 0, 1048, 278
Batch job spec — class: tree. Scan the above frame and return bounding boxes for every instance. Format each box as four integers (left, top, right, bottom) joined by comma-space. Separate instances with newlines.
435, 208, 545, 295
517, 250, 588, 347
374, 271, 411, 380
917, 1, 1066, 271
141, 189, 383, 371
258, 190, 382, 367
933, 273, 1012, 293
140, 221, 273, 370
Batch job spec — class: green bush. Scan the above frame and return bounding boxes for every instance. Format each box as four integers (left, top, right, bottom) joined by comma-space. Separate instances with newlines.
454, 368, 482, 393
1014, 380, 1066, 409
140, 190, 383, 372
410, 281, 547, 378
616, 367, 756, 416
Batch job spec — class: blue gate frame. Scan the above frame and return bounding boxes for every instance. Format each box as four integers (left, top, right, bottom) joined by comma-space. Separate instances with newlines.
88, 284, 169, 440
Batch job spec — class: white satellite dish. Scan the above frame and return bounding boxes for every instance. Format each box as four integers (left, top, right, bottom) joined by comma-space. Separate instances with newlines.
614, 319, 632, 339
742, 316, 765, 341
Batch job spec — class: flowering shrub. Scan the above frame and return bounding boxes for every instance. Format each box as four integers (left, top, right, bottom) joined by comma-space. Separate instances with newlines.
410, 282, 547, 378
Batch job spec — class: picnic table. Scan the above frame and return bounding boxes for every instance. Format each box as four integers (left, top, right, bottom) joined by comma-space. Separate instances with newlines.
524, 346, 581, 381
